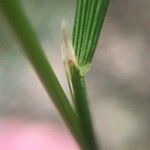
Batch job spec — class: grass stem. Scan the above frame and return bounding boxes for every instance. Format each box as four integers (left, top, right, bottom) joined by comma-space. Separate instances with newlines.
0, 0, 86, 148
69, 62, 99, 150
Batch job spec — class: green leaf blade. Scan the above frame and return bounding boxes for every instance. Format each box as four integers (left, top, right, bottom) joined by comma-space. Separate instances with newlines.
73, 0, 109, 74
0, 0, 87, 148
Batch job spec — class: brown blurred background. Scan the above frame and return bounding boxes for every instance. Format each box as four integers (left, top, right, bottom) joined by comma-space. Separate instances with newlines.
0, 0, 150, 150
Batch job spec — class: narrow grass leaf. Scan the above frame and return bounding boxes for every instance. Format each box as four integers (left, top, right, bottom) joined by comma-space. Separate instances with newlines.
0, 0, 86, 148
73, 0, 109, 76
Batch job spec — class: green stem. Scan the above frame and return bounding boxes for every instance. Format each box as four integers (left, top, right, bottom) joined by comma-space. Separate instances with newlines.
0, 0, 86, 148
69, 62, 99, 150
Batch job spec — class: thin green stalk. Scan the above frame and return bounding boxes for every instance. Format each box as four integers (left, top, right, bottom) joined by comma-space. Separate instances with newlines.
0, 0, 86, 148
62, 24, 98, 149
69, 62, 99, 150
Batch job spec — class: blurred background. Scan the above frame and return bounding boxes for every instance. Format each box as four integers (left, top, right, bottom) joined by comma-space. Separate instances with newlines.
0, 0, 150, 150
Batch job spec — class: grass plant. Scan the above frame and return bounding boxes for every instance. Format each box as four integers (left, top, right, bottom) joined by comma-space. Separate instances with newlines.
0, 0, 109, 149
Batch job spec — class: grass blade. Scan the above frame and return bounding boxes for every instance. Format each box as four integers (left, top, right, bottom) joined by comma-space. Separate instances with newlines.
69, 0, 110, 149
0, 0, 86, 148
73, 0, 109, 74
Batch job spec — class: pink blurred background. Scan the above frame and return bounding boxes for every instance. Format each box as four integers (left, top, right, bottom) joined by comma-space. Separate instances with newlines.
0, 118, 79, 150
